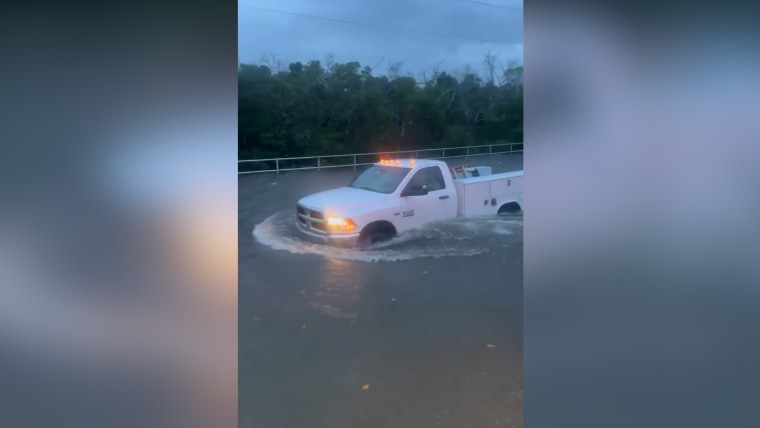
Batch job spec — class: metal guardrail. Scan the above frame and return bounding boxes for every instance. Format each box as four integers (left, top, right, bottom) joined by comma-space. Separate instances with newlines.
238, 143, 523, 174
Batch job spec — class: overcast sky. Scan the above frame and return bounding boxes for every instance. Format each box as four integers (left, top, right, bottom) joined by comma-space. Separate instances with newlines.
238, 0, 523, 78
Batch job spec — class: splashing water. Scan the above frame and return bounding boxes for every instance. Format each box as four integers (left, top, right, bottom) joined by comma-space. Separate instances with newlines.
252, 210, 522, 263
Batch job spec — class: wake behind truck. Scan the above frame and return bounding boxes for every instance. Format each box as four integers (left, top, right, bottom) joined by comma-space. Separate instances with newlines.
296, 158, 524, 247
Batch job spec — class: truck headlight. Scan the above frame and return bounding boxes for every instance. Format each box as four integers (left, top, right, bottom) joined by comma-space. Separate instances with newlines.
326, 217, 356, 232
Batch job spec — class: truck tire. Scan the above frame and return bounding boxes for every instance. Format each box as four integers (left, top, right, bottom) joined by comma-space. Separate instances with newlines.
358, 222, 396, 248
368, 231, 392, 245
497, 201, 522, 215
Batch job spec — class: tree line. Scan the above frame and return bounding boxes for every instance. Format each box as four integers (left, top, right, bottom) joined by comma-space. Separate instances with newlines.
239, 55, 523, 161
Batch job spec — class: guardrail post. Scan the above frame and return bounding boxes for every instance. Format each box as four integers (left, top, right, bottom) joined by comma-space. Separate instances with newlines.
489, 145, 492, 154
442, 148, 446, 158
353, 155, 357, 171
276, 159, 280, 174
467, 146, 470, 156
318, 157, 321, 170
509, 143, 513, 153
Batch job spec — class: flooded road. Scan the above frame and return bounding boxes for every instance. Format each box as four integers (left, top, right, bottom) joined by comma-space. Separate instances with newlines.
239, 154, 523, 428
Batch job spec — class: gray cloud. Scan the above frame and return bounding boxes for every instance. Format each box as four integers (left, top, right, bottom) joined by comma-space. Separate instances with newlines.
238, 0, 522, 77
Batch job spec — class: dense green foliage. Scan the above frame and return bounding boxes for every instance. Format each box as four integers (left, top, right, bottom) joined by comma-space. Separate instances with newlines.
239, 58, 522, 160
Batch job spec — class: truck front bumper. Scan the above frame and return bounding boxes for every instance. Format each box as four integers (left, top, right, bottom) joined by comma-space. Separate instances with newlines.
296, 222, 361, 248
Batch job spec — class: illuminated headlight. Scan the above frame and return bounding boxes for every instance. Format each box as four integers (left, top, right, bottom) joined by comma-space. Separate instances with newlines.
326, 217, 356, 232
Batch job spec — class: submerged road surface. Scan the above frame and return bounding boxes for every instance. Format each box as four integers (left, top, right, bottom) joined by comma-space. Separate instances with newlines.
239, 154, 523, 428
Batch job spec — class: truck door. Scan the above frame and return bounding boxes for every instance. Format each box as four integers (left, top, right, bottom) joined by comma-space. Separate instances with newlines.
399, 166, 457, 230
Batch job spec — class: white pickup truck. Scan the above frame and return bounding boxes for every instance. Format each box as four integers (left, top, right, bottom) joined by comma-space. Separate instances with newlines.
296, 158, 523, 247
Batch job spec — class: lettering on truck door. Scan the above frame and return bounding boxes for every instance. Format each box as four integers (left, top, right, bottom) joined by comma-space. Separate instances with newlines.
399, 166, 457, 230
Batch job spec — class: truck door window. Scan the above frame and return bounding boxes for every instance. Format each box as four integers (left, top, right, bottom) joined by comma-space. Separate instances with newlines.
407, 167, 446, 192
427, 167, 446, 191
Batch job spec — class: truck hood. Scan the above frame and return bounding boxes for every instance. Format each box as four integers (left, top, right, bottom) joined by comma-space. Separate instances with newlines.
298, 186, 391, 215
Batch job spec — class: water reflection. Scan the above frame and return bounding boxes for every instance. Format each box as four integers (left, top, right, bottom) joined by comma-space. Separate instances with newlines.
308, 257, 365, 320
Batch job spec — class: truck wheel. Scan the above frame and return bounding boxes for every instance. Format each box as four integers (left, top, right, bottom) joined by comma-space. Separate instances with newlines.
358, 222, 396, 248
358, 231, 392, 248
498, 202, 522, 215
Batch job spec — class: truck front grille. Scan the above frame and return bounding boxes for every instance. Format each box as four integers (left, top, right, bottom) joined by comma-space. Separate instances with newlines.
297, 205, 326, 233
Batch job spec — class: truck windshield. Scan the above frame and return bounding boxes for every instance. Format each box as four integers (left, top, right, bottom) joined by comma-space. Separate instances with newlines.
348, 165, 411, 194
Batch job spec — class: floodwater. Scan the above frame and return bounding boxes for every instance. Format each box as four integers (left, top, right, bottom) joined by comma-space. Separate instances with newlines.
239, 154, 524, 428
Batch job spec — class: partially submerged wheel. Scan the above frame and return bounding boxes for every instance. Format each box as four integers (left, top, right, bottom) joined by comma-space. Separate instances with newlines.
498, 201, 522, 215
358, 222, 396, 248
368, 231, 392, 245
